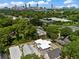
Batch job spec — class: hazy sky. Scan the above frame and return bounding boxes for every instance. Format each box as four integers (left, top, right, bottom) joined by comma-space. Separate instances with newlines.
0, 0, 78, 8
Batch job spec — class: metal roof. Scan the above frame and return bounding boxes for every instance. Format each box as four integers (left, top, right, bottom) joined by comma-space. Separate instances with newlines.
9, 44, 34, 59
47, 48, 61, 59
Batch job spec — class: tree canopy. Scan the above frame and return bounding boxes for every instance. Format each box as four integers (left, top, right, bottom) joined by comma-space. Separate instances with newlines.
62, 40, 79, 59
46, 24, 60, 40
61, 27, 73, 37
0, 18, 37, 53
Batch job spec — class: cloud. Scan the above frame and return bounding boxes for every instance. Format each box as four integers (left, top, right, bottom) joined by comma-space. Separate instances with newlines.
64, 0, 78, 8
38, 1, 48, 4
11, 1, 24, 6
67, 4, 78, 8
27, 1, 48, 5
55, 5, 64, 9
0, 0, 51, 8
26, 0, 49, 7
47, 0, 51, 2
64, 0, 73, 4
0, 3, 9, 8
0, 1, 25, 8
27, 1, 36, 5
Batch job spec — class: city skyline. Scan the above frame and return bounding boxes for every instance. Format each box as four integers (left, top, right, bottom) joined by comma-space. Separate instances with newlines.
0, 0, 78, 8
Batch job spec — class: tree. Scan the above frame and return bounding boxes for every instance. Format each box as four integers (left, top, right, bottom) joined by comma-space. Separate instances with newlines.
69, 35, 79, 41
0, 18, 37, 49
46, 24, 60, 40
74, 30, 79, 36
61, 27, 73, 37
62, 40, 79, 59
24, 24, 37, 40
30, 18, 43, 26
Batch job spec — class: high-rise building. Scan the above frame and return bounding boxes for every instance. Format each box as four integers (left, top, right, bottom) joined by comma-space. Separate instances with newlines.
25, 3, 27, 8
14, 5, 17, 10
51, 4, 53, 9
29, 4, 31, 8
36, 3, 39, 8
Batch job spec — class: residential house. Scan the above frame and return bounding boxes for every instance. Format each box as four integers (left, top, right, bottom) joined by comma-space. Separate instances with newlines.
44, 48, 61, 59
56, 36, 70, 45
9, 44, 35, 59
36, 27, 46, 38
34, 39, 52, 50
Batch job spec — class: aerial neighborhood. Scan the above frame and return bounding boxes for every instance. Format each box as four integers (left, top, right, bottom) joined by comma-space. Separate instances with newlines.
0, 0, 79, 59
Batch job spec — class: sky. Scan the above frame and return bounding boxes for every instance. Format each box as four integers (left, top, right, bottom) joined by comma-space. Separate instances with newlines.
0, 0, 78, 8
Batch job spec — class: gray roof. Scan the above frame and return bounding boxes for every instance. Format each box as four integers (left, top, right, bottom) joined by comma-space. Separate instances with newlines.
56, 36, 70, 45
0, 54, 1, 59
9, 44, 34, 59
37, 28, 46, 36
56, 40, 66, 45
9, 46, 22, 59
40, 19, 53, 23
0, 53, 7, 59
63, 38, 70, 43
23, 44, 34, 56
62, 26, 79, 32
47, 48, 61, 59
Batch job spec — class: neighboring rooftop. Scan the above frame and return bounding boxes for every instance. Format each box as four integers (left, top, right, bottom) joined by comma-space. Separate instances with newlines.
35, 39, 51, 49
9, 44, 34, 59
37, 27, 46, 36
0, 54, 1, 59
44, 17, 71, 22
56, 36, 70, 45
9, 46, 22, 59
22, 44, 34, 56
47, 48, 61, 59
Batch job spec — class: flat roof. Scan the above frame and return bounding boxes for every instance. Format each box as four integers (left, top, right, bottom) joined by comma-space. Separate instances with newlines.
35, 39, 51, 49
9, 44, 34, 59
0, 54, 1, 59
23, 44, 34, 56
45, 17, 71, 22
9, 46, 22, 59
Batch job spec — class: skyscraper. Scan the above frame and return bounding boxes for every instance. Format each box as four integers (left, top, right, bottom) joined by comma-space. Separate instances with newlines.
29, 4, 31, 8
36, 3, 39, 8
14, 5, 17, 10
25, 3, 27, 8
51, 4, 53, 9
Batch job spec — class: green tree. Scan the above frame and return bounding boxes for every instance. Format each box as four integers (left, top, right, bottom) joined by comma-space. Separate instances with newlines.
69, 35, 79, 41
46, 24, 60, 41
62, 40, 79, 59
30, 18, 43, 26
61, 27, 72, 37
74, 30, 79, 36
24, 24, 37, 41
